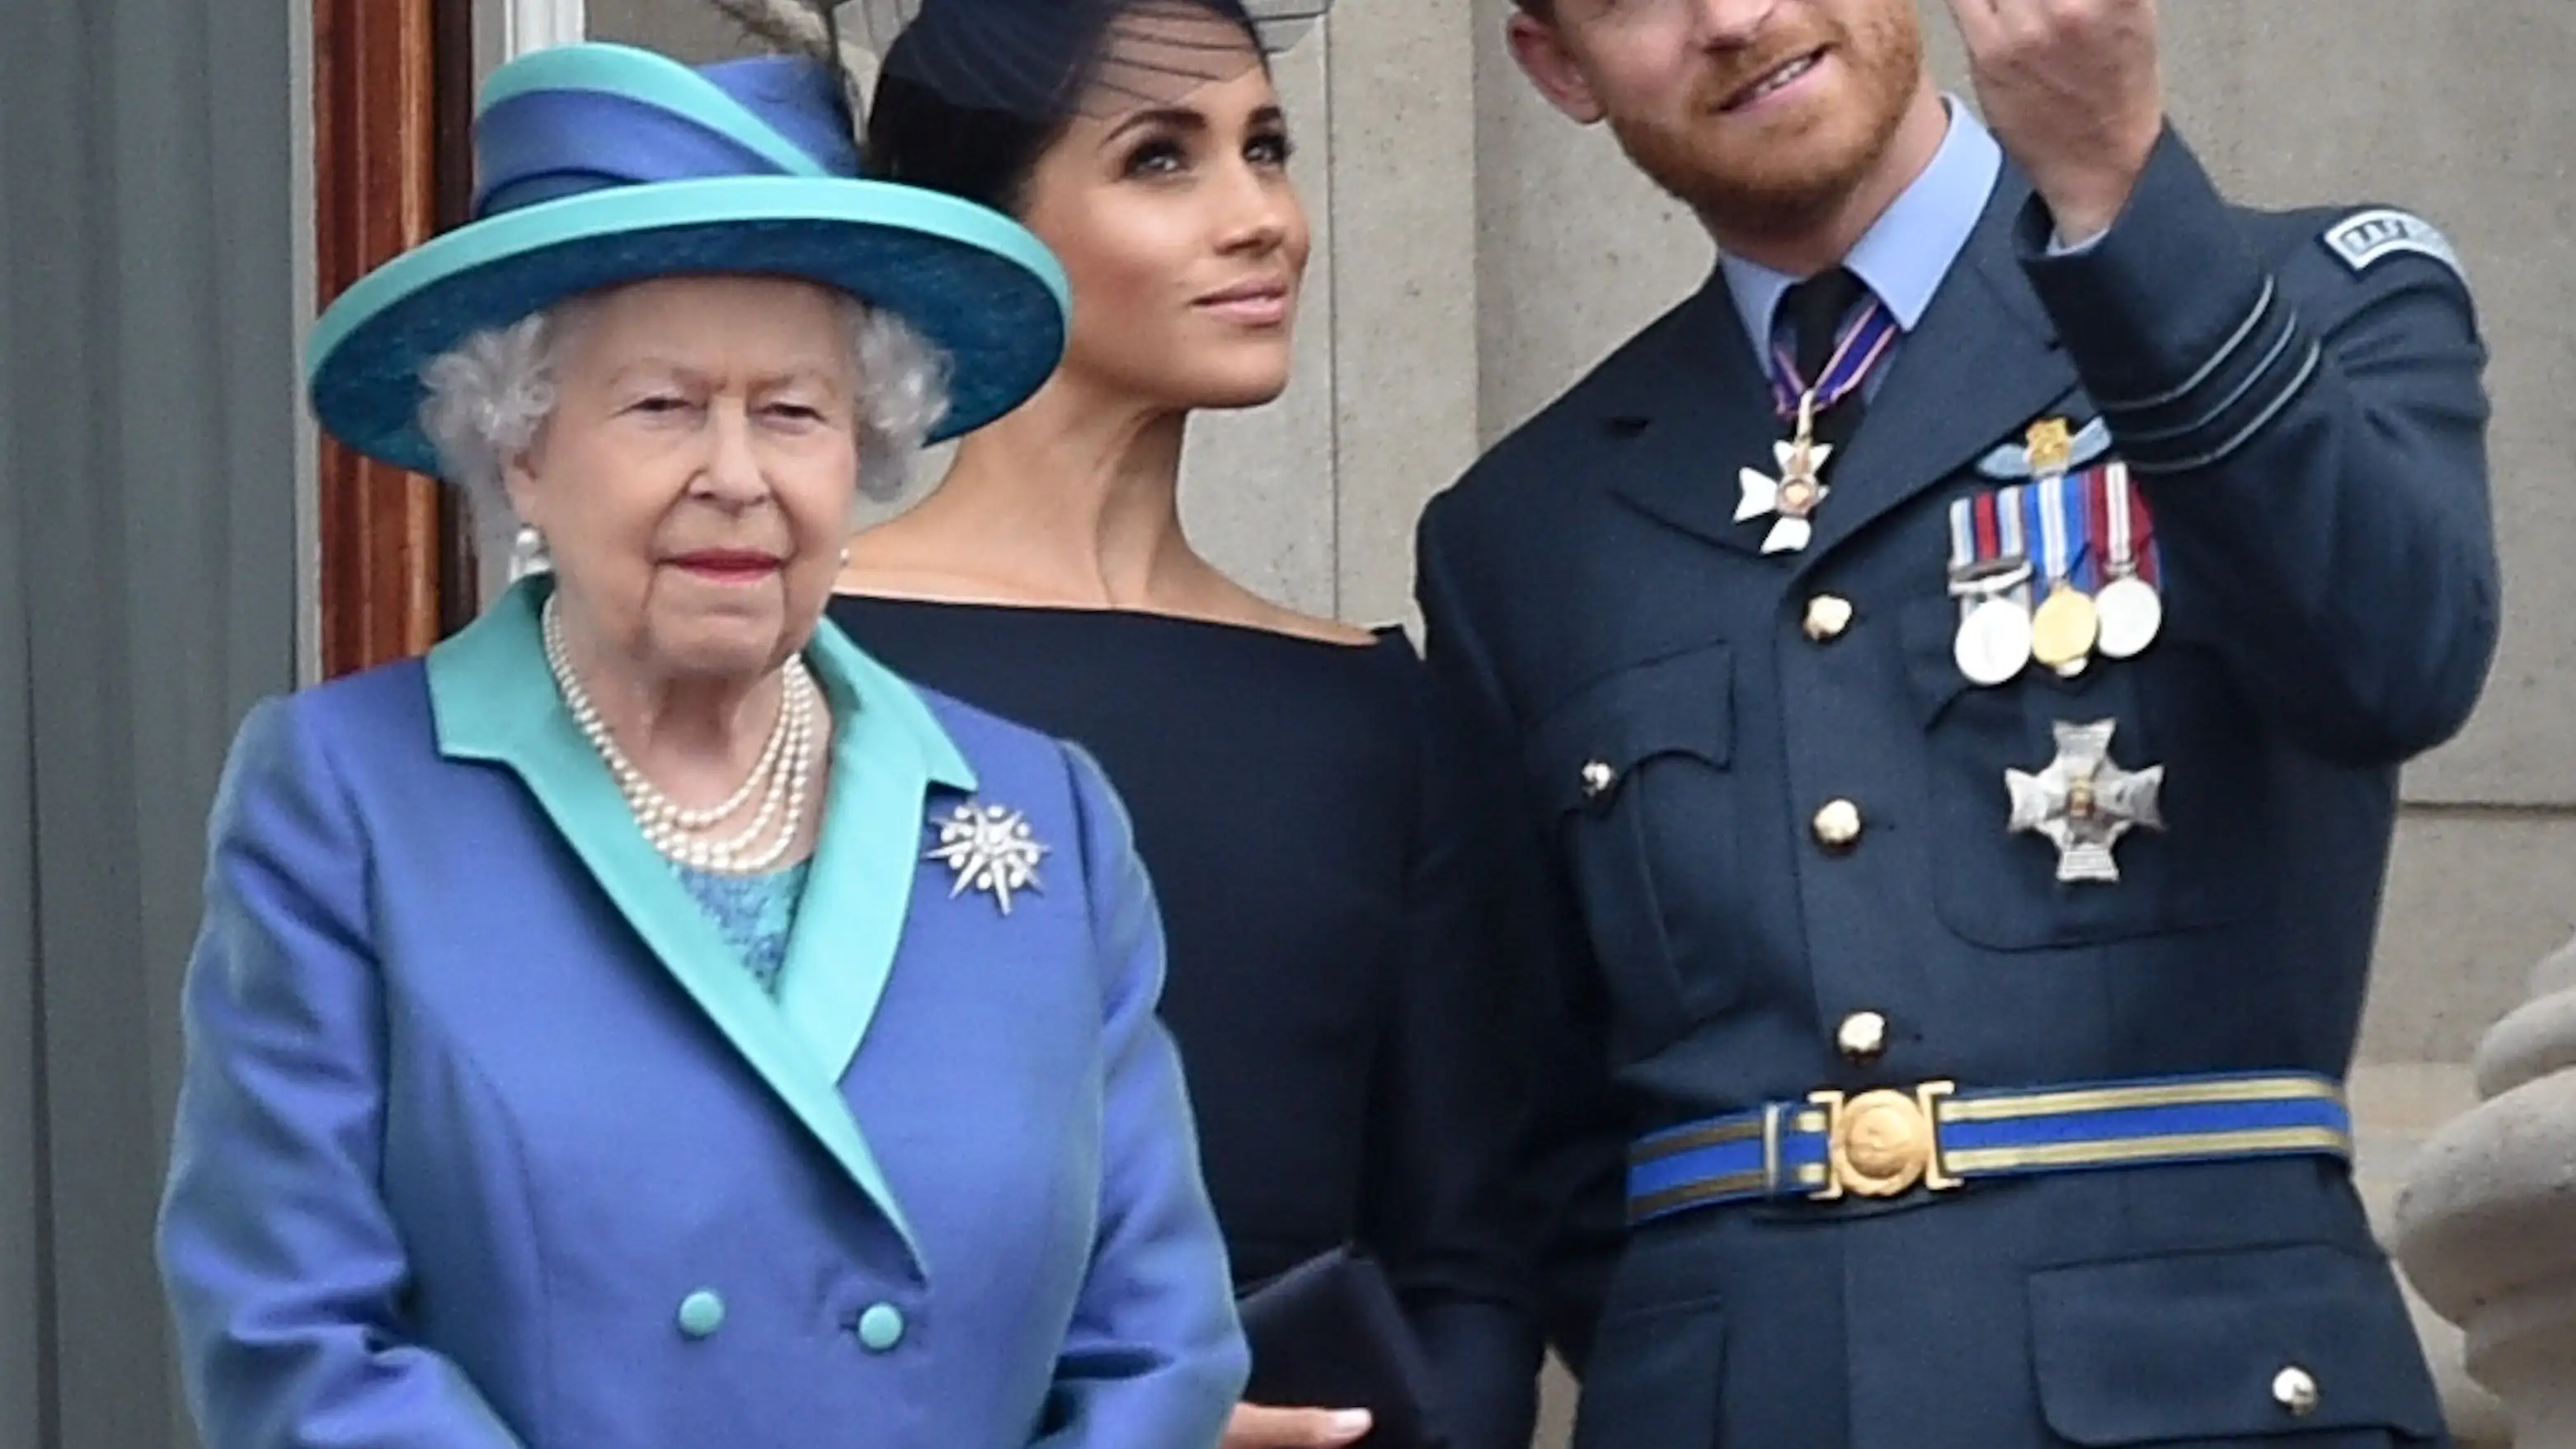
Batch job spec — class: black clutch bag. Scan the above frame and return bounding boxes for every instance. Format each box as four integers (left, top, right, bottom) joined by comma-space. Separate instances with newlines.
1235, 1246, 1449, 1449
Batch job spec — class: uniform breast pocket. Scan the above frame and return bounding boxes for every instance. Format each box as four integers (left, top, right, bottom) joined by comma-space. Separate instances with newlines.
1897, 598, 2259, 951
1524, 641, 1742, 1055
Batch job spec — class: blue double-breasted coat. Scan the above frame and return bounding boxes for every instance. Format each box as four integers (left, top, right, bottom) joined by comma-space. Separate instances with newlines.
159, 581, 1248, 1449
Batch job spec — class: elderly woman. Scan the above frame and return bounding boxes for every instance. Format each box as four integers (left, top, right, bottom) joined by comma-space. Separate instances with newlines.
156, 40, 1244, 1449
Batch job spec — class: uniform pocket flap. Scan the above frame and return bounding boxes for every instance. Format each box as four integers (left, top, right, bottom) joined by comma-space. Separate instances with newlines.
2028, 1244, 2446, 1446
1527, 642, 1734, 814
1570, 1291, 1727, 1449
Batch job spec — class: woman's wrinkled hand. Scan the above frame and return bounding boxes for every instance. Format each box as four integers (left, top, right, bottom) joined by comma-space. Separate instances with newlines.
1220, 1403, 1374, 1448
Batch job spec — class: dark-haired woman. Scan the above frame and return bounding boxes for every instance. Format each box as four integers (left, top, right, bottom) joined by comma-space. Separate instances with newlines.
810, 2, 1544, 1447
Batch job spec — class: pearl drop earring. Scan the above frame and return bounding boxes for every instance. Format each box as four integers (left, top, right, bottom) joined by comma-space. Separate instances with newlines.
510, 525, 552, 579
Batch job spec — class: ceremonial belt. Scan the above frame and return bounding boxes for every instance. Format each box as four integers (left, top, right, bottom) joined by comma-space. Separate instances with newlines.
1626, 1071, 2351, 1226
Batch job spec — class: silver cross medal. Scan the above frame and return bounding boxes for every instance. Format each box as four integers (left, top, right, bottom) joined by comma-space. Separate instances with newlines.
926, 802, 1048, 915
1737, 391, 1831, 554
2006, 719, 2165, 884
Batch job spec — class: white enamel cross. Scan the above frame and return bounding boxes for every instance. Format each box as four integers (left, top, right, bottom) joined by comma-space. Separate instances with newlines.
1737, 392, 1832, 554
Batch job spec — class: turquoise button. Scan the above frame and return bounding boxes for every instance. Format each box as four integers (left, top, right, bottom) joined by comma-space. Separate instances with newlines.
855, 1302, 905, 1353
676, 1290, 726, 1339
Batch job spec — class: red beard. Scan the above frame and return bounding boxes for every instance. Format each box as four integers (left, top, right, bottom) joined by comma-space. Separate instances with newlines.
1605, 3, 1927, 242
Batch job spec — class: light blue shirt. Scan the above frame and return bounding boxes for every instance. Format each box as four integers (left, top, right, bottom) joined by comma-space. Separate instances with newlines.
1719, 99, 2004, 383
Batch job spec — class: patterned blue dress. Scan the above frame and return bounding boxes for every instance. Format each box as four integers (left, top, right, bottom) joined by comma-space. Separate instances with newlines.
675, 861, 813, 994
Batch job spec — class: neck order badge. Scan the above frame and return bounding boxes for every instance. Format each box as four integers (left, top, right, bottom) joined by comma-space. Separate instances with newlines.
1736, 292, 1898, 555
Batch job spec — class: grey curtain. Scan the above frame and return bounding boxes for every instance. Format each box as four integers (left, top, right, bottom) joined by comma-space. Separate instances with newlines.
0, 2, 303, 1445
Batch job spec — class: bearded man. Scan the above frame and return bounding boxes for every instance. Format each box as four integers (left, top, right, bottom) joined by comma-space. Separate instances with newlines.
1416, 2, 2494, 1446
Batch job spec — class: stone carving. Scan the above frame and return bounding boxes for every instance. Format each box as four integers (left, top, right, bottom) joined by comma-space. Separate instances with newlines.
2395, 930, 2576, 1449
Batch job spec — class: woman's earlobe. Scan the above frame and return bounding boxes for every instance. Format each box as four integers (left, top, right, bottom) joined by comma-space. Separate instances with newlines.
501, 448, 543, 519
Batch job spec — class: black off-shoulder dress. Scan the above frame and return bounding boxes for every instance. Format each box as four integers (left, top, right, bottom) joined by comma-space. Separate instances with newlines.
827, 596, 1539, 1449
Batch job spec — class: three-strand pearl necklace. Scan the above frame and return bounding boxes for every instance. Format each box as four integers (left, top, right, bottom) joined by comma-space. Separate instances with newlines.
542, 594, 820, 875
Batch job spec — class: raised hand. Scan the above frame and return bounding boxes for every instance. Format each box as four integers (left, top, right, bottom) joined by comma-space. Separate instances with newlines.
1940, 0, 2165, 243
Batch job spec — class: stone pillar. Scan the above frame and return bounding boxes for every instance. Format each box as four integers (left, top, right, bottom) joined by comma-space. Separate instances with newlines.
2395, 930, 2576, 1448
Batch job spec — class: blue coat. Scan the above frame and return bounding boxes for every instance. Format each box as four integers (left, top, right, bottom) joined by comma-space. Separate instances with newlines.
157, 581, 1248, 1449
1418, 131, 2494, 1449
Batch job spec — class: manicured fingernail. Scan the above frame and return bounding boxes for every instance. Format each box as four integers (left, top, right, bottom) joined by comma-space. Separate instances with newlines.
1331, 1409, 1373, 1435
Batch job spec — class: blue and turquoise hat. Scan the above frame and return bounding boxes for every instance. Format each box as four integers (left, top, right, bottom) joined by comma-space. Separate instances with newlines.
307, 42, 1071, 478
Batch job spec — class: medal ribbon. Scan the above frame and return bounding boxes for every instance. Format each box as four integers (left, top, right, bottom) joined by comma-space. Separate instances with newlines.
2025, 473, 2092, 595
1768, 298, 1901, 420
2100, 462, 2162, 586
1947, 495, 1977, 585
1999, 493, 2031, 609
1947, 494, 1978, 625
2086, 465, 2119, 581
1948, 488, 2034, 624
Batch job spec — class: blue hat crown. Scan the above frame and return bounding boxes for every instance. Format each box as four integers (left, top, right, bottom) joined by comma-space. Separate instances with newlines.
303, 41, 1071, 477
472, 49, 862, 216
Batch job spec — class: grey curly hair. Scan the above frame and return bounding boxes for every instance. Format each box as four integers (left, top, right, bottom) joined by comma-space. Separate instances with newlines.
416, 292, 951, 549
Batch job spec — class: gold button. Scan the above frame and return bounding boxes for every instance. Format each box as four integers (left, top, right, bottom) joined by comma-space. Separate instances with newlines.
1579, 760, 1616, 801
1812, 799, 1864, 851
1836, 1011, 1888, 1064
2272, 1366, 2319, 1418
1803, 595, 1855, 642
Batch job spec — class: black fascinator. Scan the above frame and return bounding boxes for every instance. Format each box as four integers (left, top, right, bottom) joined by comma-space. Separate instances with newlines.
709, 0, 1331, 126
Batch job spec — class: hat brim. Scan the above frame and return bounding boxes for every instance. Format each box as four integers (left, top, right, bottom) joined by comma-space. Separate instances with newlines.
308, 176, 1070, 477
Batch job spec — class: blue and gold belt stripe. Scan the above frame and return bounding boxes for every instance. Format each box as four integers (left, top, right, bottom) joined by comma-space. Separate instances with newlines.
1626, 1071, 2352, 1225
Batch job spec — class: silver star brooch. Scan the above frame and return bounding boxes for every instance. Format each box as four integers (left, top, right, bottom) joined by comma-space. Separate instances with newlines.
926, 802, 1048, 915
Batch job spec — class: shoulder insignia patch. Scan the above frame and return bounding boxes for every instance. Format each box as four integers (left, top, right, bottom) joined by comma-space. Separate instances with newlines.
2322, 209, 2464, 279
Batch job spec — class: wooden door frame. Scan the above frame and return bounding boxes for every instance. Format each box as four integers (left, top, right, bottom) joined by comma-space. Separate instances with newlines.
309, 0, 591, 674
310, 0, 477, 676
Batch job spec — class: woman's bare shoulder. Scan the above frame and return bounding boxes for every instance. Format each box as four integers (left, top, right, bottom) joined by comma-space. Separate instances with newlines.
1219, 591, 1384, 649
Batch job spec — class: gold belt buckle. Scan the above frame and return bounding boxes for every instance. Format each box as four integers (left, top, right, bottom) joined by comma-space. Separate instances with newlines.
1805, 1080, 1961, 1201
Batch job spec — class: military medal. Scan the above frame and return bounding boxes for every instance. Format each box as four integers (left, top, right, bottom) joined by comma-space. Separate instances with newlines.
2005, 719, 2166, 884
1951, 416, 2161, 687
2094, 579, 2160, 660
2026, 468, 2098, 674
1739, 294, 1900, 554
2091, 463, 2164, 660
1956, 593, 2037, 687
2029, 589, 2098, 672
1948, 489, 2035, 686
